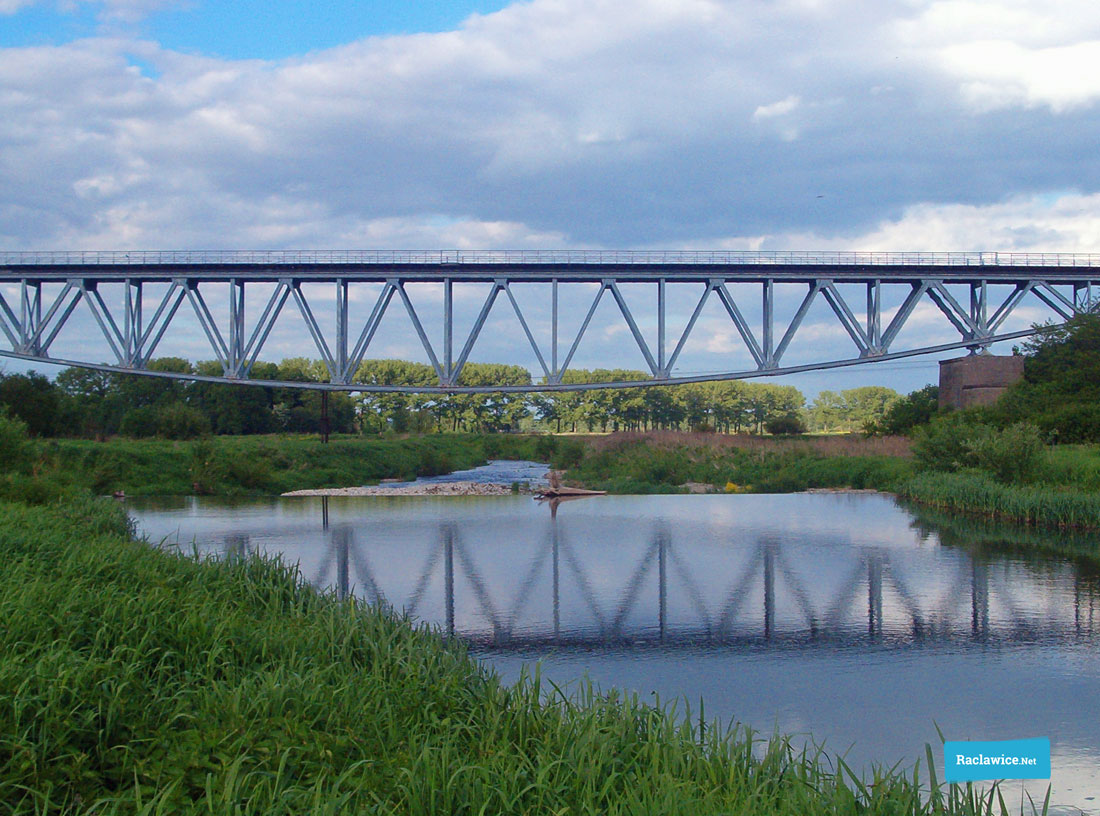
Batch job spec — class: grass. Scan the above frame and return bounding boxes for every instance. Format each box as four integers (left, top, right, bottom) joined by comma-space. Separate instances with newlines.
6, 433, 548, 499
897, 471, 1100, 530
562, 431, 914, 494
0, 494, 1042, 815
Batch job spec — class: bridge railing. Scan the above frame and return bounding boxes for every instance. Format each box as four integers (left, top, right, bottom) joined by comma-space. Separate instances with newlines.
3, 249, 1100, 267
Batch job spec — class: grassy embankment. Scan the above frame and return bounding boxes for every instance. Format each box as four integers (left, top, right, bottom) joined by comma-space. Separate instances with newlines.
558, 432, 1100, 531
1, 433, 547, 499
558, 431, 914, 493
895, 444, 1100, 531
0, 493, 1033, 815
10, 426, 1100, 529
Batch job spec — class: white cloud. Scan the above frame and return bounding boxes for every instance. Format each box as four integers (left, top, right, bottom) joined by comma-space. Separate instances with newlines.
1, 0, 1099, 253
896, 0, 1100, 111
752, 95, 801, 121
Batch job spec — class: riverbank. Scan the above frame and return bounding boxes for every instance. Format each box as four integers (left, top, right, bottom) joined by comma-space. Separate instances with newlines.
11, 429, 1100, 531
5, 433, 547, 499
0, 493, 1026, 815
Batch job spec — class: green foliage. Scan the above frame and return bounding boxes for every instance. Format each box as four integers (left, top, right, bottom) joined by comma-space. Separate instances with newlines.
912, 414, 1044, 484
0, 370, 63, 436
871, 385, 940, 436
993, 312, 1100, 442
0, 496, 1030, 814
550, 437, 586, 470
189, 438, 225, 494
0, 409, 33, 474
562, 435, 912, 494
898, 471, 1100, 530
156, 401, 211, 440
806, 386, 901, 433
118, 405, 159, 438
765, 414, 806, 435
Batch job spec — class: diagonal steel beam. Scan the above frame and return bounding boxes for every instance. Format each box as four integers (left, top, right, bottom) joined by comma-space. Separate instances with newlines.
503, 284, 551, 381
291, 283, 337, 379
81, 283, 126, 364
240, 281, 290, 376
556, 283, 606, 382
821, 282, 870, 355
0, 289, 20, 348
607, 281, 659, 376
1032, 283, 1076, 320
713, 282, 765, 368
185, 284, 229, 368
771, 282, 822, 366
136, 282, 186, 366
346, 281, 397, 381
449, 281, 503, 386
395, 282, 445, 384
664, 284, 713, 377
926, 282, 981, 339
879, 282, 929, 351
24, 283, 81, 355
987, 282, 1034, 333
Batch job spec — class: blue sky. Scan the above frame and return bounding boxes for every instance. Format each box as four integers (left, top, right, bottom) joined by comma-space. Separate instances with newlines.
2, 1, 513, 57
1, 0, 1098, 395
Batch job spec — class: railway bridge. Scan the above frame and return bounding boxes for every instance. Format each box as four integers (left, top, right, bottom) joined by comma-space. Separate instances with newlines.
2, 250, 1098, 392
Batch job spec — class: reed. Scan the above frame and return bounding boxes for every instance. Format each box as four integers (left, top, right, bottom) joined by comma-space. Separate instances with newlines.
565, 434, 912, 493
0, 495, 1039, 815
898, 471, 1100, 530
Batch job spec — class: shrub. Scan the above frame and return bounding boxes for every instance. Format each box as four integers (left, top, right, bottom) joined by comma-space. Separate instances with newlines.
764, 414, 806, 435
912, 413, 1044, 484
189, 438, 224, 494
119, 406, 159, 438
533, 434, 558, 461
0, 410, 33, 474
967, 422, 1044, 484
156, 401, 210, 440
550, 438, 586, 470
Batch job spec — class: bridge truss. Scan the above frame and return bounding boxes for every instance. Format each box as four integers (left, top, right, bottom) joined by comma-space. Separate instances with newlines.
2, 250, 1099, 392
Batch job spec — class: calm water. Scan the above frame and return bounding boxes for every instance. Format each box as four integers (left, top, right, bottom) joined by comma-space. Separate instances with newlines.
128, 486, 1100, 813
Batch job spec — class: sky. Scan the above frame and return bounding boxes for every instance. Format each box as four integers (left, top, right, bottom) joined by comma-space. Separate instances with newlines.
1, 0, 1099, 398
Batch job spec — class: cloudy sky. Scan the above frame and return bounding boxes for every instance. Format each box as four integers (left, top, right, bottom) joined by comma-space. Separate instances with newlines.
1, 0, 1098, 394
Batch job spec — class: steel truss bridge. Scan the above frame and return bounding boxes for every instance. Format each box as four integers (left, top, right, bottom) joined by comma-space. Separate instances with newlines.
2, 250, 1099, 393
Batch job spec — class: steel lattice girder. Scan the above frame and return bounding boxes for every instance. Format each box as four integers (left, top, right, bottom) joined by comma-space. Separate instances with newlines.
1, 251, 1099, 393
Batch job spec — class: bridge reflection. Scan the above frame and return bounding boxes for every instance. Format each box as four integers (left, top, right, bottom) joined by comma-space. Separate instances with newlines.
214, 499, 1099, 652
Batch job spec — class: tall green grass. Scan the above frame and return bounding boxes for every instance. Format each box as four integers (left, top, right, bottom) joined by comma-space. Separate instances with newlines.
0, 495, 1039, 815
563, 434, 913, 493
10, 433, 546, 498
898, 471, 1100, 530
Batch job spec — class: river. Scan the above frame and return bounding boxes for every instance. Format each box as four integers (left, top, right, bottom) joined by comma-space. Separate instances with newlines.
127, 469, 1100, 813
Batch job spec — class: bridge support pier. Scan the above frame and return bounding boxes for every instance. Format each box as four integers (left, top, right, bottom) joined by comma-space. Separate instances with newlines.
939, 354, 1024, 410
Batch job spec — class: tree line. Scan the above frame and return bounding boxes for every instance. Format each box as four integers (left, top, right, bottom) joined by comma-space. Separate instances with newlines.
0, 356, 908, 439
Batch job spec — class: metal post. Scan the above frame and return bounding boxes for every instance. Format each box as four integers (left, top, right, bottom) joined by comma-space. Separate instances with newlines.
762, 279, 774, 367
551, 278, 558, 379
658, 278, 666, 376
336, 279, 348, 381
867, 280, 881, 351
320, 391, 330, 443
444, 277, 453, 381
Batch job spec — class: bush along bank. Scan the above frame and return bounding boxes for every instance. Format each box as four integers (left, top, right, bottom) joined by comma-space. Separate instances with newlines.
0, 431, 552, 500
0, 493, 1040, 815
897, 414, 1100, 530
558, 432, 914, 494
